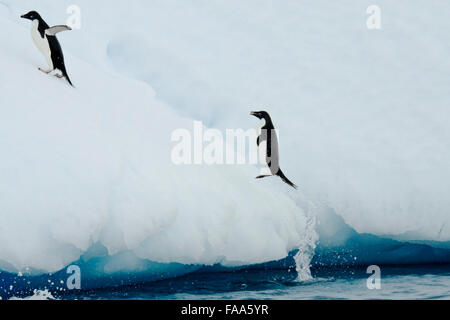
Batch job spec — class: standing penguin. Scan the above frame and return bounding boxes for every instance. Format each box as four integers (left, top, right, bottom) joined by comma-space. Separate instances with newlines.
21, 11, 73, 86
251, 111, 297, 189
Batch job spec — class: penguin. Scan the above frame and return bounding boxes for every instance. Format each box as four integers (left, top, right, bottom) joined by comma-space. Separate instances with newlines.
21, 11, 73, 86
251, 111, 297, 189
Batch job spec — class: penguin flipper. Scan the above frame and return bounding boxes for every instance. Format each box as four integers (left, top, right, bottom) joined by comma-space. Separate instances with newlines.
257, 134, 267, 147
45, 25, 72, 36
256, 175, 271, 179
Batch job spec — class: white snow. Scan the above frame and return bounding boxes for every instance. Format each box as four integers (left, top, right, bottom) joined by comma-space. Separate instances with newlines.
0, 0, 312, 274
0, 0, 449, 273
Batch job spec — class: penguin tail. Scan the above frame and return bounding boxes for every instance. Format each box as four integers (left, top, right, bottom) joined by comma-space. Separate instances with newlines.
60, 65, 74, 87
63, 71, 74, 87
277, 169, 298, 189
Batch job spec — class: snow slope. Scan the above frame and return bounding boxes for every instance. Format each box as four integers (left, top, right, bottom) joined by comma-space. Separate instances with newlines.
0, 2, 312, 274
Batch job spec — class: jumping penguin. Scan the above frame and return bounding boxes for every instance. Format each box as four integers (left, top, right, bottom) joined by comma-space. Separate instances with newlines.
21, 11, 73, 86
251, 111, 297, 189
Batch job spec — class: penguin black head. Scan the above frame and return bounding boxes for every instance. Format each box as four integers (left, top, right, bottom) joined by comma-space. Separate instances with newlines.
250, 111, 271, 121
20, 11, 42, 21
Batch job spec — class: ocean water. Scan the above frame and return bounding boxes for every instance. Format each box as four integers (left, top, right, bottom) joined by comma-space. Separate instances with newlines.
1, 1, 450, 301
30, 265, 450, 300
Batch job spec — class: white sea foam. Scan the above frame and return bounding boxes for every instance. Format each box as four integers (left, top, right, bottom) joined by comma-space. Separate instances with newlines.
10, 289, 56, 300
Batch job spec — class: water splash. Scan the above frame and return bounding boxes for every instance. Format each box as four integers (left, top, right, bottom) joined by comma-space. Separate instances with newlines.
294, 242, 316, 282
10, 289, 56, 300
294, 202, 318, 282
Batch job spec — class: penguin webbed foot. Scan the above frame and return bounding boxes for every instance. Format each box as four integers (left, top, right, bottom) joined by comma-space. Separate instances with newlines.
38, 67, 52, 74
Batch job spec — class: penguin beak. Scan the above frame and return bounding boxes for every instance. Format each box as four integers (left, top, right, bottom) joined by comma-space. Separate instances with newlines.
20, 14, 25, 18
250, 111, 259, 118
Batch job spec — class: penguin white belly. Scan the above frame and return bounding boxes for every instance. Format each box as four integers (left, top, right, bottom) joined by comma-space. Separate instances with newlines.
257, 120, 272, 175
258, 140, 271, 175
31, 20, 53, 69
